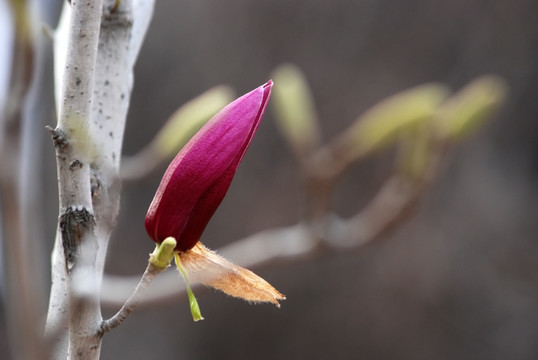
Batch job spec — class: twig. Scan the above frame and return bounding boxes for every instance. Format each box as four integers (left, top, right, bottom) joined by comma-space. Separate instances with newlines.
325, 175, 425, 249
100, 262, 165, 333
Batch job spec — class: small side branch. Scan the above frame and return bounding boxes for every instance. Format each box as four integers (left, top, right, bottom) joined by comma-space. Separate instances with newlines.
100, 262, 166, 333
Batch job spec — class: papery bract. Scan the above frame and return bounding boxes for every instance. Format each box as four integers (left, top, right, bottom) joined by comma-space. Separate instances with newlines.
145, 81, 273, 252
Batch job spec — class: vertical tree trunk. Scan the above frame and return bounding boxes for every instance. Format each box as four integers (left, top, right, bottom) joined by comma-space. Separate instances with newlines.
46, 1, 155, 358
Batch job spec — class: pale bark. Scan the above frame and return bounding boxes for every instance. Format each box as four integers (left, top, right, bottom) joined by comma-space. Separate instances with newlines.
46, 1, 155, 359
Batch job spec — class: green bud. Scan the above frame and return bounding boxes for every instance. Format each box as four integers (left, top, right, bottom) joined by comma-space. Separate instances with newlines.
149, 237, 177, 270
335, 84, 449, 159
272, 64, 321, 157
434, 75, 507, 140
152, 86, 235, 158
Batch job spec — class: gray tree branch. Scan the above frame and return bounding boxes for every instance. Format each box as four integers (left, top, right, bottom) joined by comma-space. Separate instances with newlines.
46, 1, 155, 359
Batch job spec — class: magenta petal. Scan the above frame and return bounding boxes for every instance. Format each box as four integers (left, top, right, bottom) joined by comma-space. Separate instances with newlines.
145, 81, 273, 251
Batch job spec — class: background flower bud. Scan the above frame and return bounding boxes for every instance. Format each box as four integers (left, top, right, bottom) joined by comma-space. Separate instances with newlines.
433, 75, 507, 140
152, 85, 235, 159
271, 64, 321, 159
333, 84, 449, 160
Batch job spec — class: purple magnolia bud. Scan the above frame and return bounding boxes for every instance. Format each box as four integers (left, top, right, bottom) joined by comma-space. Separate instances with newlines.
145, 81, 273, 251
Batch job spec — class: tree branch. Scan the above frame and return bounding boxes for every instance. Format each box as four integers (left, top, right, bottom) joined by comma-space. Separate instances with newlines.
46, 0, 156, 359
100, 262, 165, 333
46, 0, 104, 357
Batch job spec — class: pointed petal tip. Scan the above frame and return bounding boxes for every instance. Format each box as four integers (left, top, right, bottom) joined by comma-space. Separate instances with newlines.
261, 80, 273, 107
264, 79, 274, 89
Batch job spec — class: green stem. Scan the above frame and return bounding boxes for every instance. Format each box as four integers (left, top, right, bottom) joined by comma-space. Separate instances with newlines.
174, 253, 204, 321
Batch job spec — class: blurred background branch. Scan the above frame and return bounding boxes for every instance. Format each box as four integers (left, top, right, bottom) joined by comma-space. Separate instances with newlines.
101, 68, 506, 309
0, 1, 47, 359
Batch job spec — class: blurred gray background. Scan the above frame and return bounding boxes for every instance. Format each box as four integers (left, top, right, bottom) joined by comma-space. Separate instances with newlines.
2, 0, 538, 359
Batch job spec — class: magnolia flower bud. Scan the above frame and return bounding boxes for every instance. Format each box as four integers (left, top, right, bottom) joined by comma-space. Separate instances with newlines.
145, 81, 273, 252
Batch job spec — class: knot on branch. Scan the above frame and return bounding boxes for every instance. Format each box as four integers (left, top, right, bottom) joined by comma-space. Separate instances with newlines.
46, 125, 68, 151
70, 159, 84, 170
59, 206, 95, 272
